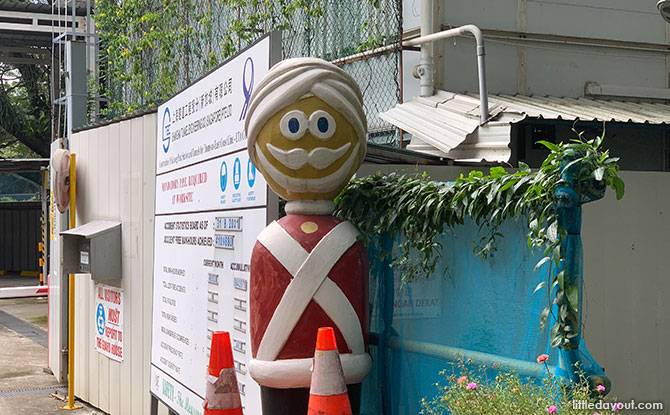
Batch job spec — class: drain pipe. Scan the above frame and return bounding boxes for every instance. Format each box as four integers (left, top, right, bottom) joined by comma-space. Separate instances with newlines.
404, 24, 490, 123
417, 0, 434, 97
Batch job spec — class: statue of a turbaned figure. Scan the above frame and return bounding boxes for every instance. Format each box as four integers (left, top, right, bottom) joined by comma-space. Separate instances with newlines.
245, 58, 371, 415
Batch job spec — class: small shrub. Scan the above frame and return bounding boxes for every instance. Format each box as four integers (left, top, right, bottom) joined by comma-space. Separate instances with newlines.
421, 358, 623, 415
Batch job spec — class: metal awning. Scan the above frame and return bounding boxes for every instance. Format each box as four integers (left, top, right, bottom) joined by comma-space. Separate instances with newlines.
0, 0, 89, 51
380, 90, 670, 162
61, 220, 121, 238
0, 158, 48, 172
364, 143, 451, 165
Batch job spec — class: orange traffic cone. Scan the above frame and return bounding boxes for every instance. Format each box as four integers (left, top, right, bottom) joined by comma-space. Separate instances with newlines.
204, 331, 243, 415
307, 327, 352, 415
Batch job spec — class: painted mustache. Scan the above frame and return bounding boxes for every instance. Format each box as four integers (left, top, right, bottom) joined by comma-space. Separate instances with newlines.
265, 142, 352, 170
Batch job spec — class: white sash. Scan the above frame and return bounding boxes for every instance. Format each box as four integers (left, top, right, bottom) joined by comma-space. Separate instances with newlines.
255, 220, 364, 361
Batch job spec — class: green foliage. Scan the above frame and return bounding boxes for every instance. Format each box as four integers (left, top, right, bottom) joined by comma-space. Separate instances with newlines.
95, 0, 202, 116
95, 0, 318, 117
94, 0, 401, 120
0, 62, 49, 157
335, 130, 623, 349
420, 360, 622, 415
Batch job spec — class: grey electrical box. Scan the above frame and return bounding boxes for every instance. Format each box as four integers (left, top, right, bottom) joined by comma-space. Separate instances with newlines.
61, 220, 122, 280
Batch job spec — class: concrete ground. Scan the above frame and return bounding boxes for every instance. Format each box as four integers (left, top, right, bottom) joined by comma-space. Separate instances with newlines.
0, 274, 104, 414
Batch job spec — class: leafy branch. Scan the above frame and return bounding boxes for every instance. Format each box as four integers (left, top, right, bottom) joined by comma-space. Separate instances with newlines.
335, 130, 623, 349
94, 0, 401, 120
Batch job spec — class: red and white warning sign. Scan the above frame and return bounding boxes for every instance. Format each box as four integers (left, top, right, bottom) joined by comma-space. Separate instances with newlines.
94, 284, 124, 362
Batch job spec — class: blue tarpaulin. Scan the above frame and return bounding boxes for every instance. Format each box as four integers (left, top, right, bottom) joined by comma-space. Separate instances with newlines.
360, 218, 568, 414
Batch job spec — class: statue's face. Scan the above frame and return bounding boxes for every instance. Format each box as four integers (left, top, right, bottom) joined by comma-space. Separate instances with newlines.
254, 95, 361, 200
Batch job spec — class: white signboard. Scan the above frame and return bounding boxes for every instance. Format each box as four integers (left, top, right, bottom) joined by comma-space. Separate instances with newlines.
151, 33, 278, 415
151, 366, 203, 415
94, 284, 124, 361
155, 151, 265, 215
156, 35, 273, 175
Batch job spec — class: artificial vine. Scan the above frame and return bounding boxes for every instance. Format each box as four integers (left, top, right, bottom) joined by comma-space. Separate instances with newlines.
335, 131, 624, 349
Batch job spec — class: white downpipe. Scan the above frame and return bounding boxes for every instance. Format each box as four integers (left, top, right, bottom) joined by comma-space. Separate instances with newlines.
405, 24, 490, 124
419, 0, 434, 97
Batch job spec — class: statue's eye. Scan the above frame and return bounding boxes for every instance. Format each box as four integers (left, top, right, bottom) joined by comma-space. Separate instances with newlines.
279, 110, 307, 140
308, 110, 336, 140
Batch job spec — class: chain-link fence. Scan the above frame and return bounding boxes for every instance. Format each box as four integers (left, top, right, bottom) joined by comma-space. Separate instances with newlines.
97, 0, 402, 145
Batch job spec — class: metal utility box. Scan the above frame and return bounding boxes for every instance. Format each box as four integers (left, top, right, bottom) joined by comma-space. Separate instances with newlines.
61, 220, 122, 280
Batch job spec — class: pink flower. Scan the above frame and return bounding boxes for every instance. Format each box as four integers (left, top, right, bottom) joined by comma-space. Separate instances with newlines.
466, 382, 477, 390
537, 354, 549, 364
457, 376, 467, 384
613, 402, 623, 412
493, 363, 498, 368
455, 401, 460, 406
596, 384, 606, 392
546, 405, 558, 413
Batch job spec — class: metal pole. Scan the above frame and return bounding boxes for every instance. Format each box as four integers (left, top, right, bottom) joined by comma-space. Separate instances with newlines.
71, 0, 75, 39
40, 169, 48, 285
386, 336, 556, 379
60, 153, 81, 410
419, 0, 434, 97
476, 47, 489, 123
398, 0, 404, 148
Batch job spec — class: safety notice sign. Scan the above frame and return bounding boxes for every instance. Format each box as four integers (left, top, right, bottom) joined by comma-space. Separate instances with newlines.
151, 33, 279, 415
94, 284, 124, 362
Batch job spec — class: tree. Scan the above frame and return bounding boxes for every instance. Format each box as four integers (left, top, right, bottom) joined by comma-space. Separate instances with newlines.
0, 58, 51, 158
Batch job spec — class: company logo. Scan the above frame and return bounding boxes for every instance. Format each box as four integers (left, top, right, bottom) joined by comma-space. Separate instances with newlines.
162, 107, 171, 153
239, 57, 255, 121
96, 303, 106, 335
220, 161, 228, 192
233, 157, 241, 190
247, 158, 256, 188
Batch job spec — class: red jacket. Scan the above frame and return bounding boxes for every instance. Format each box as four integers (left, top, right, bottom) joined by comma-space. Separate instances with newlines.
248, 214, 370, 388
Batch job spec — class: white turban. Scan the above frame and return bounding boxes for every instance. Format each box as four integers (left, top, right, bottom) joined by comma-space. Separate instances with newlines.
245, 57, 367, 169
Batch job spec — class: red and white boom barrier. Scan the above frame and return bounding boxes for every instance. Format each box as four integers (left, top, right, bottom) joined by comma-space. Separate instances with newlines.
0, 286, 48, 299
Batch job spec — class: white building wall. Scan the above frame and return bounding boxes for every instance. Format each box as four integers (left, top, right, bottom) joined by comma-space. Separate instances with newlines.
69, 113, 156, 415
582, 171, 670, 407
403, 0, 670, 99
525, 1, 664, 43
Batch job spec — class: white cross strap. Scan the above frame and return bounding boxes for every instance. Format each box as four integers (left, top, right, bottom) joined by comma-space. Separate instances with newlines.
255, 220, 364, 361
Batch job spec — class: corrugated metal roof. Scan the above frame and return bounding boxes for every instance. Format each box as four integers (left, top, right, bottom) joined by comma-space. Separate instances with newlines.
476, 93, 670, 125
364, 143, 451, 165
379, 90, 521, 162
0, 159, 48, 172
380, 90, 670, 163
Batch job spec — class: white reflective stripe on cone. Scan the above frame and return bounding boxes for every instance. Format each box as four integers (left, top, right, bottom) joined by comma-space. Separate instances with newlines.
205, 368, 241, 410
310, 349, 347, 396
